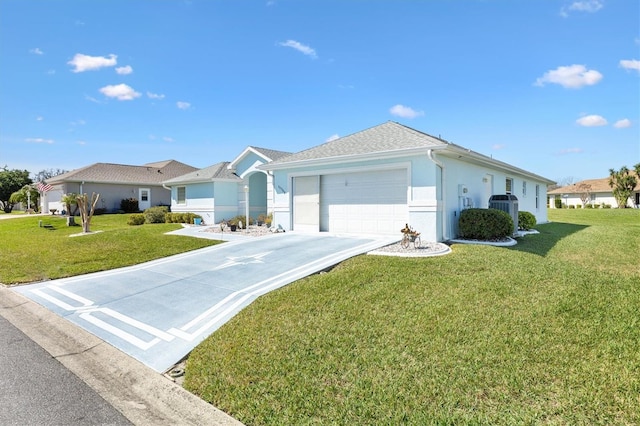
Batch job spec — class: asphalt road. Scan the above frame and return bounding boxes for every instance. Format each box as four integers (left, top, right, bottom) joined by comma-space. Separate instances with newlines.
0, 314, 131, 425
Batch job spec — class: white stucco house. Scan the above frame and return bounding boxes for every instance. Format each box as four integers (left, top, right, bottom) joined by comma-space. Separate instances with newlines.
548, 175, 640, 208
162, 147, 291, 225
166, 122, 554, 241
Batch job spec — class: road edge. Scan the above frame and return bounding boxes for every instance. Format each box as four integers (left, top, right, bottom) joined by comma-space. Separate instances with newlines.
0, 285, 243, 426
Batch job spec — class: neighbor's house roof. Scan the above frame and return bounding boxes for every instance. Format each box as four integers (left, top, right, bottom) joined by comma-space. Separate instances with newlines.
548, 173, 640, 195
47, 160, 198, 186
261, 121, 555, 184
162, 162, 242, 185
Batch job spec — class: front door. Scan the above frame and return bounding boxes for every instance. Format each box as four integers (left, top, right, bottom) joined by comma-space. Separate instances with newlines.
293, 176, 319, 232
139, 188, 151, 211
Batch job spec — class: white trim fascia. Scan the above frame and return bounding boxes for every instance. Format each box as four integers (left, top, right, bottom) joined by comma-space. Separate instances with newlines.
440, 145, 555, 184
260, 146, 445, 171
228, 146, 271, 171
285, 161, 412, 178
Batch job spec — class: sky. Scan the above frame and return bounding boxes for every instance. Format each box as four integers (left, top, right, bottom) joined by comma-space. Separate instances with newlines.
1, 0, 638, 184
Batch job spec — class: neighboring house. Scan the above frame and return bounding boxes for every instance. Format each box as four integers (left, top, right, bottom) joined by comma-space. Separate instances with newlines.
548, 175, 640, 208
42, 160, 198, 214
162, 147, 291, 225
260, 122, 555, 241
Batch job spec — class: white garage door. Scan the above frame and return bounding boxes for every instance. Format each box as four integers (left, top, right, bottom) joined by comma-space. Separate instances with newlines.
320, 169, 408, 235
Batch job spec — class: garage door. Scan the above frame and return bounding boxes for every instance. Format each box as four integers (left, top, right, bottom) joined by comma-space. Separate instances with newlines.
320, 169, 408, 235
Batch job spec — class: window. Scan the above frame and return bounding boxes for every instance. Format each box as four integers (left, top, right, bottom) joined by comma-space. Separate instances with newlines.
141, 190, 149, 202
177, 186, 186, 204
535, 185, 540, 209
522, 181, 527, 197
506, 178, 513, 194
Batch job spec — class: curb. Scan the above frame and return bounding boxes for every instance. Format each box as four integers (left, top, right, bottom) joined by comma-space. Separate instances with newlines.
0, 286, 243, 426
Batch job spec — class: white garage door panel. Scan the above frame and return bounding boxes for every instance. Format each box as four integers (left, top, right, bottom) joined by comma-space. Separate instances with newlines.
320, 169, 408, 235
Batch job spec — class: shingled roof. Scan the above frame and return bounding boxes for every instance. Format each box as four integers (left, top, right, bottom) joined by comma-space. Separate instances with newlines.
265, 121, 446, 167
162, 162, 241, 185
47, 160, 198, 185
548, 173, 640, 194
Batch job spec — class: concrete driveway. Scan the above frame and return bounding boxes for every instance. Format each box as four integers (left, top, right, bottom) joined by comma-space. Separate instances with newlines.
13, 232, 395, 372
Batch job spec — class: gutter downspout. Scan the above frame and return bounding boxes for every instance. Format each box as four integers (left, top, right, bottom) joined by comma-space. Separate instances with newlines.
427, 149, 447, 241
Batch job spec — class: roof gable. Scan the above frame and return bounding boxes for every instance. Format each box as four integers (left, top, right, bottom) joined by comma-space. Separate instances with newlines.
264, 121, 446, 168
228, 146, 292, 171
163, 162, 241, 185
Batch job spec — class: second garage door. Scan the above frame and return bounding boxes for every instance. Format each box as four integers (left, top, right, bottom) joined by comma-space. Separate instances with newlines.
319, 169, 408, 235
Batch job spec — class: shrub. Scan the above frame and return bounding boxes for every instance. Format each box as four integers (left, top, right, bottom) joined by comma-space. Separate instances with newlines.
568, 205, 575, 209
585, 204, 593, 209
121, 198, 139, 213
518, 211, 536, 231
554, 198, 562, 209
94, 208, 107, 215
127, 213, 145, 226
229, 215, 253, 227
144, 206, 169, 224
458, 208, 513, 240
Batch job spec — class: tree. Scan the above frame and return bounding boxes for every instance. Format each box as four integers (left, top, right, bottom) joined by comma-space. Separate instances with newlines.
608, 165, 638, 208
0, 167, 32, 213
32, 168, 67, 182
575, 183, 592, 207
61, 193, 79, 216
9, 185, 40, 212
76, 192, 100, 233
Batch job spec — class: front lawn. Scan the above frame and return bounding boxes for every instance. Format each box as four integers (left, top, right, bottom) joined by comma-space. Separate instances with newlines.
185, 209, 640, 425
0, 214, 220, 284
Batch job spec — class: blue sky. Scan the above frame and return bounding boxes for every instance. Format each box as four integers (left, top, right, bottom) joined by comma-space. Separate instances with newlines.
1, 0, 638, 184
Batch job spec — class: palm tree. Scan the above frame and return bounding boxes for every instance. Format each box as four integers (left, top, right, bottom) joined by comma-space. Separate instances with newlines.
608, 166, 638, 208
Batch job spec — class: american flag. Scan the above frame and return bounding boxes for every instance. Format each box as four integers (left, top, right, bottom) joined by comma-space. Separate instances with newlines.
37, 181, 53, 193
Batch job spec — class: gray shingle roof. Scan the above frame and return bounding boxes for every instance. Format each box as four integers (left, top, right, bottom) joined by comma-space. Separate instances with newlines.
265, 121, 447, 167
47, 160, 198, 185
250, 147, 292, 161
162, 162, 241, 184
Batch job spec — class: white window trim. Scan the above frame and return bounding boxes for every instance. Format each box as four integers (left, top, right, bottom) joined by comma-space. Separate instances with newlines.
177, 186, 186, 205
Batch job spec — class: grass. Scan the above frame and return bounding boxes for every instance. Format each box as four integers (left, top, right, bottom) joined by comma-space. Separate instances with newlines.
0, 214, 220, 284
185, 209, 640, 425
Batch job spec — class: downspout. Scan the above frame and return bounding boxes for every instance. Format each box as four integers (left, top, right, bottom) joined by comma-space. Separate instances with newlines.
427, 149, 447, 241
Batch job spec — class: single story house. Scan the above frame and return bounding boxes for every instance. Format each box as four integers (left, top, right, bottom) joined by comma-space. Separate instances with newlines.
166, 122, 553, 241
548, 175, 640, 208
42, 160, 198, 213
162, 147, 291, 225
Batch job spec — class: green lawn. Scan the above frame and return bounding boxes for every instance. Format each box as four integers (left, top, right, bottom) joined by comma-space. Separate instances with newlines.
0, 214, 219, 284
185, 209, 640, 425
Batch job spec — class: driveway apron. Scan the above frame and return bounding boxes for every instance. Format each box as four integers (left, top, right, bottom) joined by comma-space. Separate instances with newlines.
13, 233, 394, 372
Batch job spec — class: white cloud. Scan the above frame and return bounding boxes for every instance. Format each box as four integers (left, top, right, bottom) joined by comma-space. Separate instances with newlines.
115, 65, 133, 75
68, 53, 117, 73
25, 138, 54, 144
177, 101, 191, 110
147, 91, 165, 100
560, 0, 603, 17
99, 83, 141, 101
46, 69, 56, 75
389, 104, 424, 119
535, 64, 603, 89
278, 40, 317, 59
559, 147, 584, 154
77, 140, 87, 145
29, 48, 43, 55
326, 134, 340, 142
620, 59, 640, 72
576, 114, 607, 127
614, 119, 632, 128
492, 144, 506, 150
163, 137, 175, 142
36, 116, 44, 121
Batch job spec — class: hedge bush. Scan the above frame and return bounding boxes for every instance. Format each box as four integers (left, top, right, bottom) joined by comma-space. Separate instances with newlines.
518, 211, 536, 231
458, 208, 513, 240
127, 213, 145, 226
121, 198, 139, 213
165, 212, 202, 224
144, 206, 169, 224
